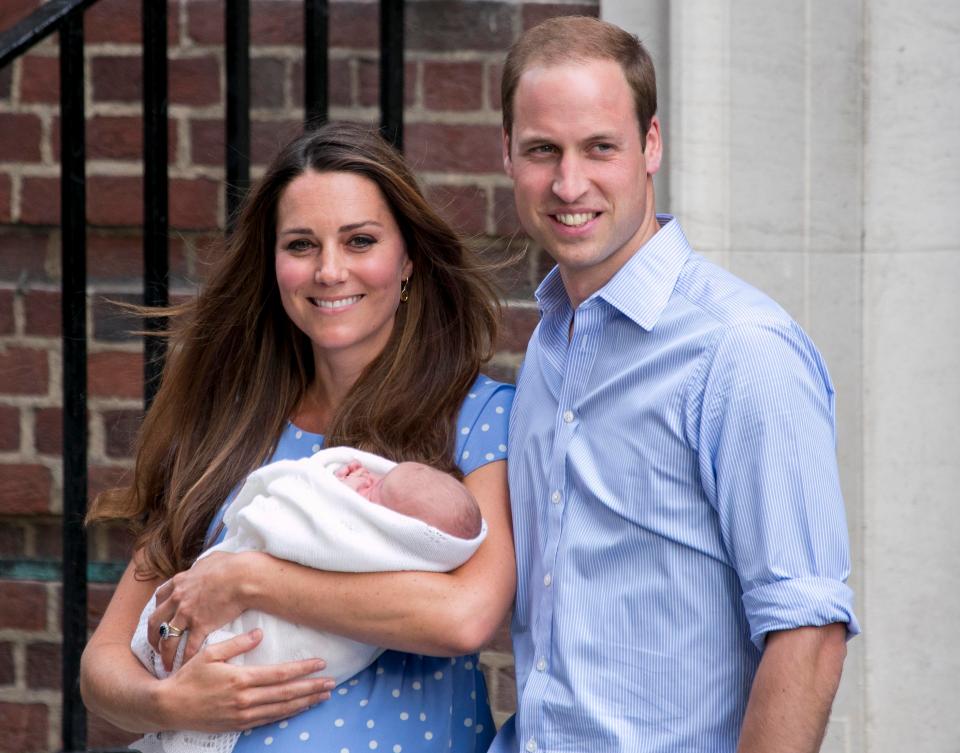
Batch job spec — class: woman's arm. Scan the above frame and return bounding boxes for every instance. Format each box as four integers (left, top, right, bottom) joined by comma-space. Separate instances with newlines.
153, 459, 515, 665
80, 557, 335, 733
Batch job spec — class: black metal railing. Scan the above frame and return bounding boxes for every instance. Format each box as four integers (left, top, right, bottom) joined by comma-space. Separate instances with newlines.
0, 1, 407, 750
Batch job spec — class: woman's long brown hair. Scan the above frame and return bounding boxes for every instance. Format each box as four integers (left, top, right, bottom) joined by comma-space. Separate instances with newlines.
87, 124, 500, 580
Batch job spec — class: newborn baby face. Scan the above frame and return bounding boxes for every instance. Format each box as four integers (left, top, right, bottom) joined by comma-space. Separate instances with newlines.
335, 460, 386, 503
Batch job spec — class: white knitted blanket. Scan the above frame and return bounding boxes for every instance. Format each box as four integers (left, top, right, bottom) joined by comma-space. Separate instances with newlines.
129, 446, 486, 753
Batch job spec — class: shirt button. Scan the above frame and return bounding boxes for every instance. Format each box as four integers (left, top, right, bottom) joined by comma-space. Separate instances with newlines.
525, 739, 537, 752
543, 573, 552, 587
536, 658, 547, 672
551, 490, 561, 504
562, 409, 574, 423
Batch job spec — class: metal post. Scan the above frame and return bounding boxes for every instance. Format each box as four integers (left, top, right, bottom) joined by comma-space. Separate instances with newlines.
59, 8, 88, 751
143, 0, 169, 405
380, 0, 404, 150
304, 0, 329, 128
225, 0, 251, 228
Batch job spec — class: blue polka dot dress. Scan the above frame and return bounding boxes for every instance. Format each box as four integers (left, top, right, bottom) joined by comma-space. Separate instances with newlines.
215, 375, 514, 753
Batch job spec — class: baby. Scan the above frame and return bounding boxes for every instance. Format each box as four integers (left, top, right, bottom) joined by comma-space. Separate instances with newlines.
130, 447, 486, 753
335, 459, 482, 539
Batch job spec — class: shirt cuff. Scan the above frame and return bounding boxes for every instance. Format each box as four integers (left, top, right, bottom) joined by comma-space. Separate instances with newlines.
742, 576, 861, 650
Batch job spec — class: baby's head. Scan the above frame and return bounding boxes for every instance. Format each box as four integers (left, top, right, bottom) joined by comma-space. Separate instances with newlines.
335, 460, 482, 539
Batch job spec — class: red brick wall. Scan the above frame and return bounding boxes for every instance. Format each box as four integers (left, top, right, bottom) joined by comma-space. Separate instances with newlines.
0, 1, 597, 749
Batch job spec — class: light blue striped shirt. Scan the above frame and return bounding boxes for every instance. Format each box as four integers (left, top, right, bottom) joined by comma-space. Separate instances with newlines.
493, 216, 859, 753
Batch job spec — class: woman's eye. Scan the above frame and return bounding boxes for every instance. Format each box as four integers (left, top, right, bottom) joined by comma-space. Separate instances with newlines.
286, 239, 313, 252
349, 235, 376, 249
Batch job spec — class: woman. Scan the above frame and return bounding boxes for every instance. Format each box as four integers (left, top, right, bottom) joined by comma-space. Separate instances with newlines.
81, 123, 516, 753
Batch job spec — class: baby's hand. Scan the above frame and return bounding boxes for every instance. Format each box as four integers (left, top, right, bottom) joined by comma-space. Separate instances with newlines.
335, 460, 363, 479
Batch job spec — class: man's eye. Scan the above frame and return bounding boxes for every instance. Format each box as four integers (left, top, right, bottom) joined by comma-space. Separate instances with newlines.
593, 143, 615, 153
529, 144, 557, 155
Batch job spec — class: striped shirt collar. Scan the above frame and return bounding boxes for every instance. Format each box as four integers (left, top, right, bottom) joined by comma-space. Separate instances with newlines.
534, 214, 691, 331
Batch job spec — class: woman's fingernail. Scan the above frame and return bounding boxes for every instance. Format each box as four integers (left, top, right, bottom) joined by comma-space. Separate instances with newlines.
314, 660, 326, 671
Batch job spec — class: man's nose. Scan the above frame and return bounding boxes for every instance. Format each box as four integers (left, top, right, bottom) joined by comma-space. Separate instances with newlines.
552, 154, 589, 204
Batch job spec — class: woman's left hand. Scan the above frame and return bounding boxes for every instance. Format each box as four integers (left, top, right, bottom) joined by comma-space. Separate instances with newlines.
147, 550, 253, 671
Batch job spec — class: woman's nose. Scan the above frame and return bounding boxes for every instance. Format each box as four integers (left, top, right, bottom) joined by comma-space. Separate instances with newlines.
314, 251, 348, 284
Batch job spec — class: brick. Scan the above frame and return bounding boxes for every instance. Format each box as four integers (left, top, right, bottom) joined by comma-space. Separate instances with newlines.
0, 173, 11, 223
0, 288, 13, 334
92, 55, 142, 102
93, 292, 141, 342
493, 186, 522, 237
85, 115, 178, 162
34, 406, 61, 455
170, 55, 221, 106
33, 521, 61, 559
426, 183, 487, 237
89, 232, 142, 279
104, 523, 135, 560
95, 58, 150, 110
408, 2, 515, 52
23, 288, 59, 336
0, 346, 48, 395
0, 642, 13, 685
18, 53, 58, 104
170, 177, 220, 230
252, 57, 287, 109
485, 359, 518, 384
0, 702, 48, 753
423, 61, 484, 112
83, 0, 177, 45
184, 0, 221, 44
88, 582, 118, 632
522, 3, 599, 31
358, 59, 416, 109
486, 611, 513, 654
251, 0, 303, 45
251, 119, 303, 166
88, 175, 143, 226
89, 351, 143, 399
103, 408, 143, 459
329, 2, 379, 49
0, 113, 42, 162
0, 464, 52, 514
405, 123, 503, 173
189, 118, 223, 167
0, 65, 11, 101
0, 405, 18, 451
0, 581, 46, 629
0, 0, 41, 31
292, 57, 352, 109
25, 641, 60, 689
0, 230, 50, 278
488, 61, 504, 112
19, 176, 60, 225
499, 306, 540, 353
0, 523, 25, 557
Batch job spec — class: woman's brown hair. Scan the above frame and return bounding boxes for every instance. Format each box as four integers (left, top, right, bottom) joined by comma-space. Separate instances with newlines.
88, 123, 500, 580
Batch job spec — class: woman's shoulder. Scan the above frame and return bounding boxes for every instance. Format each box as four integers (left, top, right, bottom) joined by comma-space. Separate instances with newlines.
454, 374, 515, 475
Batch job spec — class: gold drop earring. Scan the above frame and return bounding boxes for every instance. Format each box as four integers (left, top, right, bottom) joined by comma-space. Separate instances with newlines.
400, 277, 410, 303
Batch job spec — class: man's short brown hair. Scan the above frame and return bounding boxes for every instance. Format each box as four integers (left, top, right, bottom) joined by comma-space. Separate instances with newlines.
501, 15, 657, 144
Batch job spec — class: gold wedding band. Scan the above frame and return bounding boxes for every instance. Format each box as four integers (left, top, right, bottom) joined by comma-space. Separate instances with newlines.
158, 621, 185, 640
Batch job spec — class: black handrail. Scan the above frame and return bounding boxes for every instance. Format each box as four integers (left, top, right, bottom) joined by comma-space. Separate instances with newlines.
380, 0, 405, 149
305, 0, 329, 126
0, 0, 100, 68
225, 0, 251, 227
143, 0, 169, 405
59, 7, 89, 750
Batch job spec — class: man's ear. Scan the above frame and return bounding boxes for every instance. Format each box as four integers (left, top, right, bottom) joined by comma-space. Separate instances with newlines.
644, 115, 663, 176
502, 128, 514, 178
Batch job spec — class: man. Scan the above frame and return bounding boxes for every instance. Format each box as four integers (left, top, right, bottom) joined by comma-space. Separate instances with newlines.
493, 16, 859, 753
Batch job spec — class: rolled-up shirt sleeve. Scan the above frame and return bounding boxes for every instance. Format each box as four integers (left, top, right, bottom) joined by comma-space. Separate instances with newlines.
697, 321, 860, 649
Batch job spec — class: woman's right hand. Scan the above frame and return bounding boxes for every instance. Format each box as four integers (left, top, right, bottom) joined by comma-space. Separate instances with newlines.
156, 628, 335, 732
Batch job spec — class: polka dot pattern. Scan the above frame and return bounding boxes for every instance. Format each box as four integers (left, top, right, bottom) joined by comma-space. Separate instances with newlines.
216, 374, 512, 753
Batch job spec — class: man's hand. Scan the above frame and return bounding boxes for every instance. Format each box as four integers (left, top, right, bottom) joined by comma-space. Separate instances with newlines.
737, 623, 848, 753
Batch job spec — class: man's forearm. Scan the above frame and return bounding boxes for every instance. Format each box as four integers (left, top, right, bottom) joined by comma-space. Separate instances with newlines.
736, 623, 848, 753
